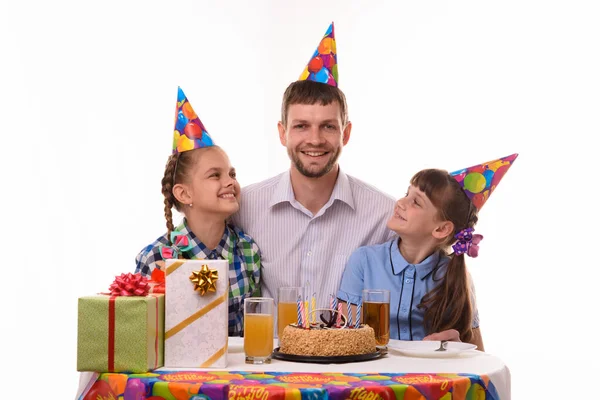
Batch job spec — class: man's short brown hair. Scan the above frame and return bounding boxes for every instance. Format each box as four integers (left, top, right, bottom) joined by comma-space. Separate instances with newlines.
280, 80, 348, 128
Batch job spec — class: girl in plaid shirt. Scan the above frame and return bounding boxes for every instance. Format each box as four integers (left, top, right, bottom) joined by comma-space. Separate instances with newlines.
135, 87, 261, 336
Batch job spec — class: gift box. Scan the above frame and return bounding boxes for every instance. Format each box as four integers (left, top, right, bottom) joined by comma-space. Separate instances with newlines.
77, 293, 164, 373
165, 259, 228, 368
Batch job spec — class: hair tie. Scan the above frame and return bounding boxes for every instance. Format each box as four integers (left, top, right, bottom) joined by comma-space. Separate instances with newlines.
451, 227, 484, 258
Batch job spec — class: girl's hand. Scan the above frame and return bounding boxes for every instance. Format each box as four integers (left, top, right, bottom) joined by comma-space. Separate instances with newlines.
423, 329, 461, 342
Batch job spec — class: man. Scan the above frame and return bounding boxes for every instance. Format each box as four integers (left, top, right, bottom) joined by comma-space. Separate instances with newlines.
232, 23, 396, 310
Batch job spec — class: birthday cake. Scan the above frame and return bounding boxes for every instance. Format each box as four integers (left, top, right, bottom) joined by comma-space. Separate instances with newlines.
279, 324, 377, 357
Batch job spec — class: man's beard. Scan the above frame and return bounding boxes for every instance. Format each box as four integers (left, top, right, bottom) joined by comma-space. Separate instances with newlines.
289, 147, 341, 178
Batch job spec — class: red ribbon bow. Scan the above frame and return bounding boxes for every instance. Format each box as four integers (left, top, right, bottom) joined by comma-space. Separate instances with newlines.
149, 269, 165, 294
108, 273, 150, 296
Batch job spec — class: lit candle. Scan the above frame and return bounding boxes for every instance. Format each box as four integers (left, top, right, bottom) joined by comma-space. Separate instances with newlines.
355, 300, 361, 328
311, 293, 317, 324
297, 295, 303, 327
304, 296, 309, 328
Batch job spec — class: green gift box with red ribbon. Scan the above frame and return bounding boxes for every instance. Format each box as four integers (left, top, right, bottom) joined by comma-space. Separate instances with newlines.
77, 273, 165, 373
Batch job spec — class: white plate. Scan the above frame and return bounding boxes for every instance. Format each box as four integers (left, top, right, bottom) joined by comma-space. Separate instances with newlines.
387, 339, 477, 358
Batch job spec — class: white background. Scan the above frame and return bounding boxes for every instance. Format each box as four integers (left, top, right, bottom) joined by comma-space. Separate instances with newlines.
1, 1, 598, 398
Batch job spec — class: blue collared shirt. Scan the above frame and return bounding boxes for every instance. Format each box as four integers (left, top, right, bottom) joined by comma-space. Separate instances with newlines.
337, 238, 479, 341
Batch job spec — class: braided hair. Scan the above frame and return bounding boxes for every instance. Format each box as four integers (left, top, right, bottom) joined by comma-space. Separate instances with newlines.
160, 148, 212, 238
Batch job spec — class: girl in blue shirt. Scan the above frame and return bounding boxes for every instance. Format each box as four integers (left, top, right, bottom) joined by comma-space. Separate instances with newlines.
338, 154, 517, 350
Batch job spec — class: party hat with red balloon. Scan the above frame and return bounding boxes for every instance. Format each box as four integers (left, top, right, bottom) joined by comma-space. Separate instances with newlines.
172, 87, 214, 154
298, 22, 338, 87
450, 153, 518, 210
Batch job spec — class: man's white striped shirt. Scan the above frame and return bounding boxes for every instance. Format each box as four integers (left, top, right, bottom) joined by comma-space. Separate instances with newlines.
231, 169, 397, 311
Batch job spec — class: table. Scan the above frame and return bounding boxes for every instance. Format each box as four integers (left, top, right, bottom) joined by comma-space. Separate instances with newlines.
76, 337, 510, 400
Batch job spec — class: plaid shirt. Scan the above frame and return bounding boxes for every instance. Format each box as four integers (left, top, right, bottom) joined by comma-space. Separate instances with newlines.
135, 220, 261, 336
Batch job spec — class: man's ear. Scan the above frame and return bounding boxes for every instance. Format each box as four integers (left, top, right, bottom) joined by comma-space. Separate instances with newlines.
278, 122, 287, 146
172, 183, 192, 206
342, 121, 352, 146
432, 220, 454, 240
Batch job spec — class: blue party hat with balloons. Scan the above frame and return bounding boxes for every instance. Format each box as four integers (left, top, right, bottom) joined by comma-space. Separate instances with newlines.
172, 87, 215, 154
450, 154, 518, 210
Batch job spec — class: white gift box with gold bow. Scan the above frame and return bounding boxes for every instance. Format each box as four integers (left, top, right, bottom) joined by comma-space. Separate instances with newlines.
164, 259, 228, 368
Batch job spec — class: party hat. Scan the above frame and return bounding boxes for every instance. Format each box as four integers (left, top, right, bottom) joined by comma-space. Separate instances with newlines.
298, 22, 338, 87
450, 153, 518, 210
172, 87, 214, 154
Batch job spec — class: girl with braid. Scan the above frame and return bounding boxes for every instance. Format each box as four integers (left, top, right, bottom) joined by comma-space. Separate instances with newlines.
135, 87, 261, 336
338, 154, 518, 350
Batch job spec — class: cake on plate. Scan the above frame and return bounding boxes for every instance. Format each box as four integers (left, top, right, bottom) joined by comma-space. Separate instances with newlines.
278, 324, 377, 357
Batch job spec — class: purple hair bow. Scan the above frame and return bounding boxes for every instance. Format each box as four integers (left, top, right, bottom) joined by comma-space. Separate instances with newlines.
452, 228, 484, 258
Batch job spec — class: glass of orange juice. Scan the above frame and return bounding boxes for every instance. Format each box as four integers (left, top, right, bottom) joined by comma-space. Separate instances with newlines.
277, 287, 303, 341
244, 297, 274, 364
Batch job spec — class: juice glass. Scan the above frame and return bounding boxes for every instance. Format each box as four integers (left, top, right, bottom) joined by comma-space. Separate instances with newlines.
244, 297, 274, 364
277, 287, 303, 340
361, 289, 390, 346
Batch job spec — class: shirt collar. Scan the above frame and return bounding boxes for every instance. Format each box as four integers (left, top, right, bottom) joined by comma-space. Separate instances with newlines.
268, 169, 356, 210
390, 238, 443, 280
219, 225, 235, 263
176, 219, 232, 261
268, 171, 295, 208
330, 169, 355, 210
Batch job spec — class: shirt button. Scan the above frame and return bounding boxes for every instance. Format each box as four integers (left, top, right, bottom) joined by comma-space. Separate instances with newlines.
402, 328, 407, 333
307, 251, 312, 256
405, 279, 412, 284
408, 266, 414, 272
401, 307, 407, 312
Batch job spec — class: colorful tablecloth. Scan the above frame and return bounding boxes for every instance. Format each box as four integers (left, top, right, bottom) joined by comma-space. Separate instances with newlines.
80, 370, 499, 400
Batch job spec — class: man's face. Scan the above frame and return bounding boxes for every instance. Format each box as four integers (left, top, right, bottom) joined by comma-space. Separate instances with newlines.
278, 102, 351, 178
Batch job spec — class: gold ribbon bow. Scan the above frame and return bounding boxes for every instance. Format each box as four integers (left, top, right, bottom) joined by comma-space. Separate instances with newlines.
189, 264, 218, 295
